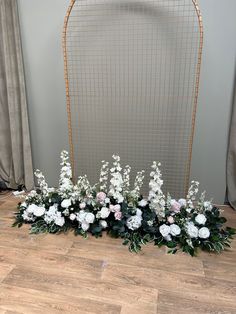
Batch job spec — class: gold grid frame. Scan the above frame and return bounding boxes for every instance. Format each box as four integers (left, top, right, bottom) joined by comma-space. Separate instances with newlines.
62, 0, 203, 197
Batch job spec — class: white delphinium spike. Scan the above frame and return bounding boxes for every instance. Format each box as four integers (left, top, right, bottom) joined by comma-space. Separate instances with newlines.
76, 175, 92, 200
186, 180, 200, 208
34, 169, 49, 196
131, 170, 145, 198
99, 161, 109, 191
58, 150, 73, 197
108, 155, 124, 203
123, 165, 131, 195
148, 161, 166, 219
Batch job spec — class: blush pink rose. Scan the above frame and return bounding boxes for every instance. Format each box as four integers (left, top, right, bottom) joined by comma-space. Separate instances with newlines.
97, 192, 106, 202
167, 216, 174, 224
113, 204, 121, 212
114, 211, 122, 220
109, 204, 115, 212
170, 200, 181, 213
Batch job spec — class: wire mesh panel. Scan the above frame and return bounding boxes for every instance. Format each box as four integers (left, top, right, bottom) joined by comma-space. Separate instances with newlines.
63, 0, 203, 198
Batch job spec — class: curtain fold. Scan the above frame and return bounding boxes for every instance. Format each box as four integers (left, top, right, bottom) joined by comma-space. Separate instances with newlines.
0, 0, 33, 190
227, 74, 236, 210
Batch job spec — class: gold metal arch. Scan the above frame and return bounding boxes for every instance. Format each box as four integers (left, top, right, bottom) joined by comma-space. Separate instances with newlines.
62, 0, 203, 196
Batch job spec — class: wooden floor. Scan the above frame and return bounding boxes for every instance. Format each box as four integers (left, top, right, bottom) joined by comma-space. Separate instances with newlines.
0, 195, 236, 314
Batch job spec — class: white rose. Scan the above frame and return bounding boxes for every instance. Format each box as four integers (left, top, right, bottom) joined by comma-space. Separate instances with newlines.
186, 222, 198, 238
85, 213, 95, 224
138, 199, 147, 207
61, 199, 71, 208
77, 210, 87, 222
198, 227, 210, 239
55, 216, 65, 227
81, 222, 89, 231
195, 214, 207, 225
27, 204, 38, 213
159, 224, 170, 237
33, 206, 45, 217
79, 202, 86, 209
69, 213, 76, 221
100, 207, 110, 219
100, 220, 107, 229
170, 224, 181, 236
178, 198, 187, 207
136, 208, 142, 217
21, 202, 27, 208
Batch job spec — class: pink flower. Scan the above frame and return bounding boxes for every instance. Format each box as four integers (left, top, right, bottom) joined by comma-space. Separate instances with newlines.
79, 202, 86, 209
167, 216, 174, 224
97, 192, 106, 202
113, 204, 121, 212
109, 204, 115, 212
114, 211, 122, 220
170, 200, 181, 213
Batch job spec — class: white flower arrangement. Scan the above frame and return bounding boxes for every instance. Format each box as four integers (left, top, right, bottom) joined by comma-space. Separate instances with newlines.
13, 151, 235, 256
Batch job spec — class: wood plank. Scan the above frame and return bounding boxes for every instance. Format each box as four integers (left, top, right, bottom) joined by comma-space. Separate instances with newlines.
158, 290, 236, 314
0, 264, 15, 283
69, 243, 205, 277
0, 284, 121, 314
102, 263, 236, 307
1, 249, 103, 280
3, 265, 158, 307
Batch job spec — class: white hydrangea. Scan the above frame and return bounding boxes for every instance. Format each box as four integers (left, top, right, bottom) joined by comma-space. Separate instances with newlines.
198, 227, 210, 239
55, 215, 65, 227
169, 224, 181, 236
186, 222, 199, 238
159, 224, 170, 237
178, 199, 187, 208
126, 215, 142, 230
195, 214, 207, 225
138, 199, 148, 207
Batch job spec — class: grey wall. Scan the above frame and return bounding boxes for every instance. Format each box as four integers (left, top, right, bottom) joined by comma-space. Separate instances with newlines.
18, 0, 236, 203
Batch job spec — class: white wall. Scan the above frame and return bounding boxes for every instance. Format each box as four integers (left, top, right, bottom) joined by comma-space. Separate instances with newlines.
18, 0, 236, 203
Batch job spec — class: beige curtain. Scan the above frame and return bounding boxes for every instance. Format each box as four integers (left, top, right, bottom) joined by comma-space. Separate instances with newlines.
0, 0, 33, 190
227, 75, 236, 210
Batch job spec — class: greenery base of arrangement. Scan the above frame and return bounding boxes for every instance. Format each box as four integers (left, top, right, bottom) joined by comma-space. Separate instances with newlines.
13, 151, 235, 256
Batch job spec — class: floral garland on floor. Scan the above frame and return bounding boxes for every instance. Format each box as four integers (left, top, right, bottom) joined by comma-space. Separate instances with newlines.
13, 151, 235, 256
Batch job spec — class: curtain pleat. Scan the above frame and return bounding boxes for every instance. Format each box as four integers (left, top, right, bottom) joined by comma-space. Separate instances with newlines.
227, 74, 236, 210
0, 0, 33, 190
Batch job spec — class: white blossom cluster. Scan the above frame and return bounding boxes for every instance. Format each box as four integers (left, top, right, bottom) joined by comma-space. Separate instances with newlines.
99, 161, 109, 191
18, 151, 217, 250
34, 169, 49, 196
126, 209, 143, 230
131, 170, 145, 199
58, 150, 73, 198
148, 162, 166, 219
123, 165, 131, 195
108, 155, 124, 203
